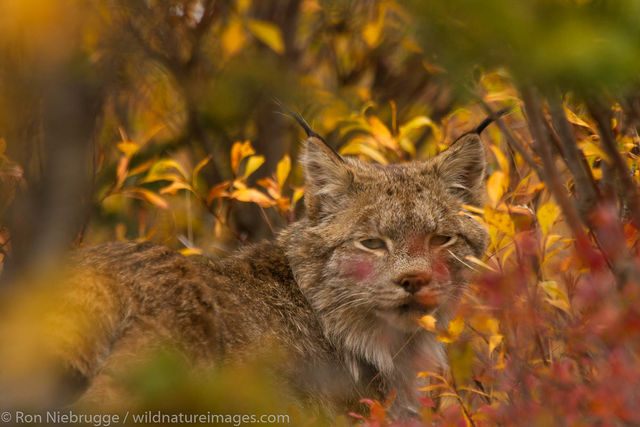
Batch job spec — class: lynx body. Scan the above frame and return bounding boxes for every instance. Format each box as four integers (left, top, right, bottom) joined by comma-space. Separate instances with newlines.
16, 132, 489, 417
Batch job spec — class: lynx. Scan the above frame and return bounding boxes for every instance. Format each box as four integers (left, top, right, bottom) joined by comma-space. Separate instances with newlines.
3, 113, 494, 418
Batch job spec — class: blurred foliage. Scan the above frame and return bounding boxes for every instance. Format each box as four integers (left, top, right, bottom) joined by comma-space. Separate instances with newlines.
2, 0, 640, 425
412, 0, 640, 94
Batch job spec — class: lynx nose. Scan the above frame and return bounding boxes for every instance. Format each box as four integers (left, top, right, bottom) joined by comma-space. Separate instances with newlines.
398, 273, 431, 294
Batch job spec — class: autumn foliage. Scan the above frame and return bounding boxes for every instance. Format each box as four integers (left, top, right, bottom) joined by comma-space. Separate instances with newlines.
2, 0, 640, 425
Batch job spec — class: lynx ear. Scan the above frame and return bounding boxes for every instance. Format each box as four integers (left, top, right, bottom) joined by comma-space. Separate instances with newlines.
430, 133, 486, 205
301, 137, 353, 220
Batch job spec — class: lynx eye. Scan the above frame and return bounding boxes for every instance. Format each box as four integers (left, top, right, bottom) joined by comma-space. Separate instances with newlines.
430, 234, 454, 246
359, 238, 388, 251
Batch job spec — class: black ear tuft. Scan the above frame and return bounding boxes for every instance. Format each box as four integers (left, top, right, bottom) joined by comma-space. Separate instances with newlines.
451, 107, 511, 142
278, 102, 345, 163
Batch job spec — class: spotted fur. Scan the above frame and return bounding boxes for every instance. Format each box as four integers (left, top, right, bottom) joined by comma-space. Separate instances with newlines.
33, 132, 489, 417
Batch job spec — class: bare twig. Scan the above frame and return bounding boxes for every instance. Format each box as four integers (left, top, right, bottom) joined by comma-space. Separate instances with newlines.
547, 96, 599, 221
521, 87, 587, 242
478, 100, 545, 181
588, 98, 640, 226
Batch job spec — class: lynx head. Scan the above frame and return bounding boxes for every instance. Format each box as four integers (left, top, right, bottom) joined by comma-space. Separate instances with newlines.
281, 131, 489, 373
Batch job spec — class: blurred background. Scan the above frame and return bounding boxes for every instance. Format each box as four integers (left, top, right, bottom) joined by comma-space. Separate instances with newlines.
0, 0, 458, 280
2, 0, 640, 424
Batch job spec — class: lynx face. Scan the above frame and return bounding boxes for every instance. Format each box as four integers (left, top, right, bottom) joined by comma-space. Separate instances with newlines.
282, 133, 488, 374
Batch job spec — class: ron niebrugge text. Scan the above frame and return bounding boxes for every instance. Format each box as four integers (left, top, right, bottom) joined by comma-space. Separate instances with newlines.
3, 410, 290, 425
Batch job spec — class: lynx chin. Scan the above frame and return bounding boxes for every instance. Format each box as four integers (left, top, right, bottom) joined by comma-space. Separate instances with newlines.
6, 113, 494, 418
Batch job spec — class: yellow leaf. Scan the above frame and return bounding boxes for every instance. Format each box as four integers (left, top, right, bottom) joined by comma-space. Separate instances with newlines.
117, 141, 139, 158
145, 159, 188, 181
231, 140, 255, 174
458, 386, 492, 398
141, 172, 185, 184
0, 138, 6, 156
460, 204, 485, 215
206, 181, 231, 204
417, 371, 449, 383
257, 177, 280, 199
231, 188, 275, 207
546, 233, 563, 248
233, 180, 248, 190
140, 123, 166, 145
340, 139, 389, 164
492, 391, 509, 402
484, 205, 515, 236
419, 384, 450, 392
128, 159, 155, 177
276, 154, 291, 189
438, 315, 464, 343
489, 144, 510, 173
471, 313, 500, 335
362, 22, 381, 47
540, 280, 571, 314
125, 188, 168, 209
579, 140, 609, 162
399, 137, 416, 157
417, 314, 437, 332
537, 202, 561, 236
487, 171, 507, 204
192, 155, 211, 185
159, 181, 192, 195
222, 17, 246, 58
564, 105, 593, 130
180, 247, 203, 256
363, 3, 387, 47
367, 116, 397, 150
243, 155, 265, 178
246, 19, 284, 54
489, 334, 503, 355
398, 116, 438, 142
292, 187, 304, 206
237, 0, 252, 14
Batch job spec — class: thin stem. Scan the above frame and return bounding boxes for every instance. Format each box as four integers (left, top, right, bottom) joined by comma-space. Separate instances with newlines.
588, 98, 640, 226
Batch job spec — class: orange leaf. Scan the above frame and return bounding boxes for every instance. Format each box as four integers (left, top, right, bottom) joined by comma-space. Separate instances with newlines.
116, 157, 129, 188
230, 188, 275, 207
257, 177, 280, 199
206, 181, 231, 204
222, 17, 246, 59
231, 140, 255, 175
159, 181, 193, 195
367, 116, 397, 150
124, 188, 168, 209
